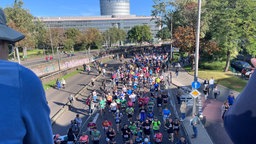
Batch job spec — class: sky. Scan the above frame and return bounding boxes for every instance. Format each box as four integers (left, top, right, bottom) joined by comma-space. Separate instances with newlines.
1, 0, 155, 17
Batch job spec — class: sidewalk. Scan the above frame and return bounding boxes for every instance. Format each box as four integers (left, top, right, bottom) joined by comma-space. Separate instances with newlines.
171, 68, 236, 144
46, 69, 99, 119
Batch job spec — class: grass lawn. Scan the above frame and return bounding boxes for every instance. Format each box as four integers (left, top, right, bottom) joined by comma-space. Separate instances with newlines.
43, 70, 81, 90
185, 67, 247, 92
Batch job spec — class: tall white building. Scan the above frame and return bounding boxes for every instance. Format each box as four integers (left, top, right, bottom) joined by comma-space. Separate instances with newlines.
100, 0, 130, 16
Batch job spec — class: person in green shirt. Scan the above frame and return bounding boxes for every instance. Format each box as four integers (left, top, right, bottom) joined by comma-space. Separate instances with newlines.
91, 128, 101, 144
151, 118, 161, 134
126, 107, 134, 122
120, 98, 127, 111
129, 122, 137, 142
99, 98, 106, 117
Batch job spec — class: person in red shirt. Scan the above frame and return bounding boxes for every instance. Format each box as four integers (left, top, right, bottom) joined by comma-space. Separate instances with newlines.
87, 121, 96, 135
102, 119, 112, 131
154, 132, 163, 144
79, 132, 89, 144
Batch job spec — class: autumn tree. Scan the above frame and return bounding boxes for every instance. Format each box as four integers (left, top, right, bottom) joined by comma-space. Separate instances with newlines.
173, 26, 195, 54
79, 28, 103, 52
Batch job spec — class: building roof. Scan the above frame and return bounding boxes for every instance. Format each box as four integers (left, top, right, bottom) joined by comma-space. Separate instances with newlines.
38, 15, 154, 22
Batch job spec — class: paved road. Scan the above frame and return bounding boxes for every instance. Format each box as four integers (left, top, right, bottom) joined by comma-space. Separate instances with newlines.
50, 58, 187, 144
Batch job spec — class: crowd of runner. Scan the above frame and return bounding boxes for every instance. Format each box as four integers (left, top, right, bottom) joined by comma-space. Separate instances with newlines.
54, 47, 188, 144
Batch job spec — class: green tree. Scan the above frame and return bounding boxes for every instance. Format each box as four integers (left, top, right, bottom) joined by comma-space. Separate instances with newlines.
127, 25, 152, 44
205, 0, 256, 71
156, 27, 171, 40
64, 38, 75, 51
103, 27, 126, 47
65, 28, 80, 42
33, 19, 47, 51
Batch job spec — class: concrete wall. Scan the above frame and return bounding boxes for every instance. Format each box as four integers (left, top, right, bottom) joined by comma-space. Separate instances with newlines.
28, 57, 91, 77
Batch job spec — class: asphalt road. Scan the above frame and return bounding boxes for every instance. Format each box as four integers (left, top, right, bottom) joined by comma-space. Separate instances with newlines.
51, 58, 187, 144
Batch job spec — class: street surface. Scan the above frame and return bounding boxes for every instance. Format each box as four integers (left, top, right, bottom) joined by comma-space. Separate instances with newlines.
50, 58, 187, 143
39, 49, 236, 144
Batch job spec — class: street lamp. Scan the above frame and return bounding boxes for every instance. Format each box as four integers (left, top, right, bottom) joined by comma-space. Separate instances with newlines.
192, 0, 202, 116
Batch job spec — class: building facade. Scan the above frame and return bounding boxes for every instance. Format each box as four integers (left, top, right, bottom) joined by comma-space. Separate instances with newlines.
100, 0, 130, 16
39, 15, 160, 40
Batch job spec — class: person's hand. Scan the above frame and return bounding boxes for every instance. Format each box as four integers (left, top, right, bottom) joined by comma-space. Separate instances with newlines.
251, 58, 256, 68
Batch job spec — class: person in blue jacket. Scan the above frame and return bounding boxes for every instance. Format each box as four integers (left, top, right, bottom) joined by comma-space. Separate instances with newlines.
224, 58, 256, 144
0, 9, 53, 144
227, 92, 235, 106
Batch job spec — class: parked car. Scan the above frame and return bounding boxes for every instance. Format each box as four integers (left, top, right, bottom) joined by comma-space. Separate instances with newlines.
241, 67, 254, 78
230, 60, 252, 72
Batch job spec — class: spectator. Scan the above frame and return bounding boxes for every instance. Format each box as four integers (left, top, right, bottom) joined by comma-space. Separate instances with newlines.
203, 79, 209, 89
56, 78, 62, 89
83, 63, 87, 72
67, 127, 76, 143
175, 67, 179, 77
176, 136, 188, 144
74, 114, 82, 128
221, 101, 229, 120
209, 77, 215, 91
213, 85, 220, 99
190, 113, 200, 138
0, 9, 53, 143
180, 101, 187, 121
61, 78, 66, 89
227, 92, 235, 106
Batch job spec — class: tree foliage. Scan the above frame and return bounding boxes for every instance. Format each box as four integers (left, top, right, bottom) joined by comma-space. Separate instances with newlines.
127, 25, 152, 44
4, 0, 36, 57
156, 27, 171, 40
79, 28, 103, 50
103, 27, 126, 47
173, 26, 195, 54
205, 0, 256, 71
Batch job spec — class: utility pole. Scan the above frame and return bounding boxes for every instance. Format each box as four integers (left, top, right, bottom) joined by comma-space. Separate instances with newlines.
48, 25, 54, 56
192, 0, 202, 115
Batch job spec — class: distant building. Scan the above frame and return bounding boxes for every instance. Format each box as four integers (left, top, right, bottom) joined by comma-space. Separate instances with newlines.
38, 0, 160, 41
39, 15, 160, 40
100, 0, 130, 16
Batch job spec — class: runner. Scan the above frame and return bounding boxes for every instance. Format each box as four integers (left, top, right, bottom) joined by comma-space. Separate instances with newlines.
106, 127, 116, 144
162, 107, 171, 123
121, 124, 131, 143
99, 97, 106, 117
102, 119, 112, 131
164, 118, 174, 142
91, 128, 101, 144
153, 131, 163, 144
151, 118, 161, 134
142, 119, 151, 139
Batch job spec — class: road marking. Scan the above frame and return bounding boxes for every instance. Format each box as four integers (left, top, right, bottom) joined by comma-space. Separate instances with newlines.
93, 113, 99, 123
